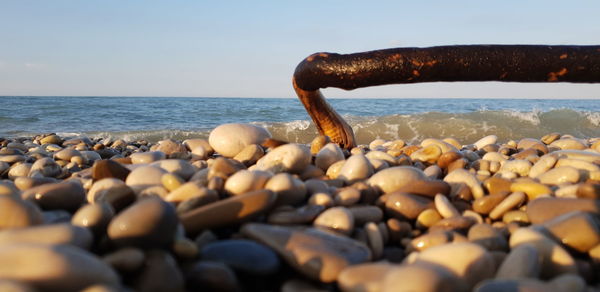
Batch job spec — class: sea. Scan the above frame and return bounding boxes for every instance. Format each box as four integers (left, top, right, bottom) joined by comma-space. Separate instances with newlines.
1, 96, 599, 145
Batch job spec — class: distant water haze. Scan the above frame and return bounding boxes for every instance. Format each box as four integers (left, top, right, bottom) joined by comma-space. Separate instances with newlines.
1, 96, 599, 145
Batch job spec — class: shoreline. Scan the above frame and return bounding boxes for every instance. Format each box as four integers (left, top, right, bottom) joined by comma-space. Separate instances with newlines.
1, 123, 600, 291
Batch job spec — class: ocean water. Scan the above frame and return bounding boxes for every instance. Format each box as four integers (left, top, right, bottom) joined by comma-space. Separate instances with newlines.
1, 96, 599, 145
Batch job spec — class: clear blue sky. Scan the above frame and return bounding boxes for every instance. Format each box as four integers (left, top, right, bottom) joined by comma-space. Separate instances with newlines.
1, 1, 599, 98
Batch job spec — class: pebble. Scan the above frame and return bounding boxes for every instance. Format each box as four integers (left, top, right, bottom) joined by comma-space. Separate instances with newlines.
313, 206, 355, 235
71, 202, 114, 235
474, 135, 498, 150
349, 205, 383, 225
408, 242, 495, 289
87, 178, 135, 211
183, 138, 213, 155
526, 197, 600, 224
542, 211, 600, 253
91, 159, 130, 181
134, 250, 184, 292
410, 144, 442, 164
151, 159, 195, 180
444, 168, 485, 199
550, 138, 587, 150
468, 223, 508, 251
152, 139, 187, 156
576, 182, 600, 199
495, 243, 541, 279
129, 151, 166, 164
268, 204, 324, 225
510, 180, 552, 201
255, 143, 311, 173
0, 243, 120, 291
537, 166, 580, 185
102, 247, 146, 273
315, 143, 345, 171
124, 165, 168, 192
164, 181, 218, 204
394, 179, 450, 198
528, 155, 557, 178
186, 261, 241, 292
264, 173, 307, 206
241, 223, 371, 283
180, 190, 276, 235
0, 195, 43, 229
385, 192, 433, 220
509, 227, 577, 278
415, 208, 443, 229
434, 194, 460, 218
21, 181, 86, 212
337, 262, 392, 292
233, 143, 264, 166
338, 154, 374, 184
488, 191, 526, 220
8, 163, 32, 179
224, 169, 271, 196
382, 263, 467, 292
209, 123, 271, 157
200, 239, 280, 275
368, 166, 426, 194
0, 223, 93, 249
107, 196, 179, 248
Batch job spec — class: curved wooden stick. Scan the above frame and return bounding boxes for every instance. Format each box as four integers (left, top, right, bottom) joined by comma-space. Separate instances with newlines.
293, 45, 600, 149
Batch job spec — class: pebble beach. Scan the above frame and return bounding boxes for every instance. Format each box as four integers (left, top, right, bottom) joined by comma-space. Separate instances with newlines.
1, 122, 600, 292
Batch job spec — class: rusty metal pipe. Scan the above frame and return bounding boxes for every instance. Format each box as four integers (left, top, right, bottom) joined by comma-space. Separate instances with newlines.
293, 45, 600, 149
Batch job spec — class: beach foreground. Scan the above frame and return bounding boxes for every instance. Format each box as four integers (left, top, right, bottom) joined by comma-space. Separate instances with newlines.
1, 123, 600, 292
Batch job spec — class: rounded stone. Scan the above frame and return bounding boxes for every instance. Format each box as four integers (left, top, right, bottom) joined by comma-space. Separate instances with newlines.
255, 143, 311, 174
152, 139, 187, 155
468, 223, 508, 251
434, 194, 460, 219
264, 173, 307, 206
542, 211, 600, 253
102, 247, 145, 273
107, 196, 179, 248
314, 206, 355, 235
164, 181, 218, 203
409, 242, 495, 289
134, 250, 184, 292
21, 181, 86, 212
444, 169, 484, 199
267, 204, 325, 225
416, 208, 443, 229
334, 187, 361, 206
385, 192, 433, 220
381, 263, 467, 292
337, 154, 373, 184
200, 239, 280, 275
29, 157, 61, 177
495, 244, 540, 279
368, 166, 427, 194
337, 262, 393, 292
488, 192, 526, 220
0, 223, 93, 249
0, 196, 43, 229
233, 144, 264, 166
0, 243, 120, 291
125, 165, 168, 191
54, 148, 82, 161
151, 159, 195, 180
410, 144, 442, 164
537, 166, 580, 185
509, 227, 577, 278
183, 138, 214, 155
71, 202, 115, 235
315, 143, 345, 171
349, 205, 384, 225
91, 159, 130, 181
474, 135, 498, 150
130, 151, 166, 164
526, 197, 600, 224
224, 170, 272, 196
209, 123, 271, 158
185, 261, 240, 292
241, 223, 371, 283
87, 179, 135, 211
528, 155, 557, 178
8, 163, 32, 179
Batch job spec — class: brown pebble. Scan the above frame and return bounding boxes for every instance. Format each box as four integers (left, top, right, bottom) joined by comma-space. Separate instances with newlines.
394, 179, 451, 198
180, 190, 276, 235
102, 247, 146, 273
92, 159, 130, 181
385, 192, 433, 220
526, 197, 600, 224
241, 223, 371, 283
0, 223, 93, 249
576, 182, 600, 199
483, 176, 512, 195
543, 211, 600, 253
472, 191, 509, 215
108, 196, 179, 248
71, 202, 114, 235
0, 196, 43, 229
134, 250, 184, 292
21, 181, 86, 212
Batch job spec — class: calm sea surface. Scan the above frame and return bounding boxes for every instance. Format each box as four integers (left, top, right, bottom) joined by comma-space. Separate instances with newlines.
1, 96, 599, 144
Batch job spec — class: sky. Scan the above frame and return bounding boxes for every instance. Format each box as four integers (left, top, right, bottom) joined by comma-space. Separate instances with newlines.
1, 1, 599, 99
